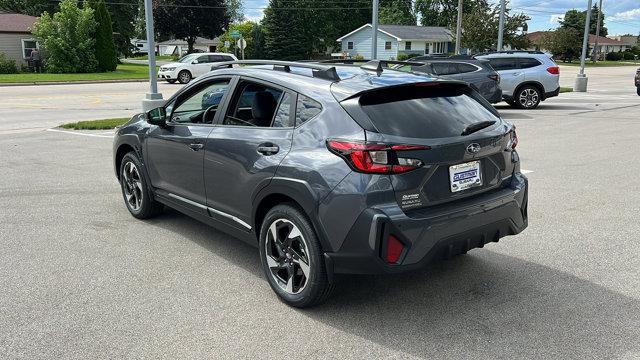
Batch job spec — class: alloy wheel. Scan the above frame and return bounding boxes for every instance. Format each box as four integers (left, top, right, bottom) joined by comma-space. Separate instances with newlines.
179, 71, 191, 83
519, 88, 539, 108
122, 161, 143, 211
264, 219, 311, 295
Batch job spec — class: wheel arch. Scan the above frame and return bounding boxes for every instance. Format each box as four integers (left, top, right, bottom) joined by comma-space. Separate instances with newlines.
514, 81, 546, 100
252, 178, 331, 252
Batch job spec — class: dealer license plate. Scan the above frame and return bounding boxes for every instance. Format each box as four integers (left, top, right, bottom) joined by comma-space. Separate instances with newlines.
449, 161, 482, 193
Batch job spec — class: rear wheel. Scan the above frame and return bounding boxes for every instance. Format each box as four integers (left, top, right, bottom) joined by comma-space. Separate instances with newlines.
259, 204, 333, 308
177, 70, 192, 84
637, 86, 640, 96
515, 85, 541, 109
119, 152, 163, 219
167, 79, 177, 84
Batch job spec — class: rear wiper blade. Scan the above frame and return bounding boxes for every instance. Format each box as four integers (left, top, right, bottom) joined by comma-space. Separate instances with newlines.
461, 120, 496, 136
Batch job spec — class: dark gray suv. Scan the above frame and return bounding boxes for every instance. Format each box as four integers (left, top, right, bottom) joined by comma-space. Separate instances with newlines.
113, 60, 528, 307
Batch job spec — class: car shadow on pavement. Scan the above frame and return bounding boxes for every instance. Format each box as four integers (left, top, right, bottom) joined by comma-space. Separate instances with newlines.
494, 104, 591, 111
149, 209, 639, 359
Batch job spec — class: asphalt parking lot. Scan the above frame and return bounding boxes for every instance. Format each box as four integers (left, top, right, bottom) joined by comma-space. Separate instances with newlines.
1, 66, 639, 359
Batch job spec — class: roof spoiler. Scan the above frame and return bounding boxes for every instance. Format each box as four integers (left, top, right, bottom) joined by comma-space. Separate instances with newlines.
210, 60, 340, 82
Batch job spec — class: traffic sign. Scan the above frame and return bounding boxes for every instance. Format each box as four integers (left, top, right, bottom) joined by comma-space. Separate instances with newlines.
230, 30, 241, 39
237, 38, 247, 50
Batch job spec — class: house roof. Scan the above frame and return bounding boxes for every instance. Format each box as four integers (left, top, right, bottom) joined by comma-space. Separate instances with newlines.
337, 24, 453, 42
0, 13, 38, 33
526, 31, 628, 46
158, 37, 219, 46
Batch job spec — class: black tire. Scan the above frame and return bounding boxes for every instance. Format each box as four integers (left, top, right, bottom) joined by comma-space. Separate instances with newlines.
167, 79, 177, 84
259, 204, 334, 308
506, 99, 518, 108
514, 85, 541, 109
637, 86, 640, 96
119, 152, 163, 219
177, 70, 192, 84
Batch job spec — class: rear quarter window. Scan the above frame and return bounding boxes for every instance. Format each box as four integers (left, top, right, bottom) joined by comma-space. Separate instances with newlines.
295, 95, 322, 126
488, 58, 517, 71
359, 84, 500, 139
518, 57, 542, 69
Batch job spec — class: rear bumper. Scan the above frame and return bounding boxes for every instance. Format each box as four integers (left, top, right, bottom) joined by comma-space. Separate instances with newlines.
485, 87, 503, 104
544, 86, 560, 100
324, 173, 528, 275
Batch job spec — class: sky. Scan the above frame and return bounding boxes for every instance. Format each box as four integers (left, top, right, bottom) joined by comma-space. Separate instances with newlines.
241, 0, 640, 36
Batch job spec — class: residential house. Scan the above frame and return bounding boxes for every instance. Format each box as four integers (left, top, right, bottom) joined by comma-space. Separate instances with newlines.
157, 37, 220, 56
0, 12, 39, 67
336, 24, 454, 60
527, 31, 630, 58
609, 34, 639, 47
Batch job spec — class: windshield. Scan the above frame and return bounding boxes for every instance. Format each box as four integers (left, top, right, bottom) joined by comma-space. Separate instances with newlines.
177, 54, 198, 63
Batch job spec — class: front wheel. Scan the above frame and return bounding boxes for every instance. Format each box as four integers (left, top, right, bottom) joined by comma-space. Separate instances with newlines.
637, 86, 640, 96
177, 70, 192, 84
119, 152, 163, 219
259, 204, 334, 308
515, 86, 541, 109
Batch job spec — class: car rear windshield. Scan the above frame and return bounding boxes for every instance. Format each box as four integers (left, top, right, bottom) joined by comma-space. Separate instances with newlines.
359, 83, 500, 139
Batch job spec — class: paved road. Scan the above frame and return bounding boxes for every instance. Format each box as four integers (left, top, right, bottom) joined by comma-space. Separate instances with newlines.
0, 66, 639, 359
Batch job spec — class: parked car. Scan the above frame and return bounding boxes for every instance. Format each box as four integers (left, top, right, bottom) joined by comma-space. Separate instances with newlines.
635, 68, 640, 96
407, 57, 502, 103
475, 51, 560, 109
113, 60, 528, 307
158, 52, 238, 84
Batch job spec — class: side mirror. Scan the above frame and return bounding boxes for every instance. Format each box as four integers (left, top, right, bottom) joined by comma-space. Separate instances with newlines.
146, 107, 166, 126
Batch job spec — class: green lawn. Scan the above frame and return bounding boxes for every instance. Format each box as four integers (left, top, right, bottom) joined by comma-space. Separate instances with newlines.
129, 55, 175, 61
560, 87, 573, 93
0, 64, 155, 83
559, 60, 640, 67
60, 118, 130, 130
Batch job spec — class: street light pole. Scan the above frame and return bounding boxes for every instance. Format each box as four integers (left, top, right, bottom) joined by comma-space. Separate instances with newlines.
455, 0, 463, 55
592, 0, 603, 63
497, 0, 505, 51
372, 0, 379, 60
142, 0, 163, 111
575, 0, 593, 92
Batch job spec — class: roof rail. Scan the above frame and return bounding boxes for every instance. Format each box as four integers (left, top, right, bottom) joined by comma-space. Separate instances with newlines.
210, 60, 340, 82
359, 59, 427, 74
474, 50, 545, 56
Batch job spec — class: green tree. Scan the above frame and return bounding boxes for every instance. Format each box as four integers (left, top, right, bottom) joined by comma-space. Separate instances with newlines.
416, 0, 472, 28
106, 1, 138, 57
262, 0, 309, 60
459, 0, 529, 52
379, 0, 415, 25
218, 21, 263, 59
32, 0, 97, 73
85, 0, 117, 71
539, 27, 582, 62
0, 0, 56, 16
154, 0, 229, 53
560, 6, 607, 36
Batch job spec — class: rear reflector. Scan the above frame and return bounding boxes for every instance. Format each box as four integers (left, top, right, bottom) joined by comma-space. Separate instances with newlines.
386, 235, 404, 264
327, 140, 428, 174
547, 66, 560, 75
488, 74, 500, 82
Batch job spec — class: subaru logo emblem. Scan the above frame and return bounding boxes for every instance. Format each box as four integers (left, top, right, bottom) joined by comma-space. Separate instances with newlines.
466, 143, 481, 154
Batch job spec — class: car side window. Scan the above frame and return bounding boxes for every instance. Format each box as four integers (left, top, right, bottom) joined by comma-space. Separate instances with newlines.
223, 80, 284, 127
295, 95, 322, 126
196, 55, 210, 64
169, 79, 231, 124
489, 58, 517, 71
432, 62, 457, 75
272, 92, 295, 128
518, 57, 542, 69
457, 63, 478, 73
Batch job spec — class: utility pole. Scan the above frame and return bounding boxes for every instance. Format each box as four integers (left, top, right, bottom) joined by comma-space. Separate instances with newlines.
592, 0, 603, 63
497, 0, 506, 51
455, 0, 463, 54
372, 0, 379, 60
575, 0, 593, 92
142, 0, 163, 111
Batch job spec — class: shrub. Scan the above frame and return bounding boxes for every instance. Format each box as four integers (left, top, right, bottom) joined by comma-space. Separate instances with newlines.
0, 52, 18, 74
32, 0, 98, 73
605, 51, 623, 61
397, 53, 412, 61
85, 0, 117, 71
622, 51, 636, 60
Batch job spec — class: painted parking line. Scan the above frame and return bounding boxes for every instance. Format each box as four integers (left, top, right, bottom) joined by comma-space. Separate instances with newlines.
46, 128, 114, 138
521, 169, 533, 174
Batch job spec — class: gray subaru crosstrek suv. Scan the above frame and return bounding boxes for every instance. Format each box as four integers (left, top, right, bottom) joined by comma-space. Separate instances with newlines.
113, 60, 528, 307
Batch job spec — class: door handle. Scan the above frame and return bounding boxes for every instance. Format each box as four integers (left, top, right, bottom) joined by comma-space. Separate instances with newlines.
189, 143, 204, 151
257, 144, 279, 155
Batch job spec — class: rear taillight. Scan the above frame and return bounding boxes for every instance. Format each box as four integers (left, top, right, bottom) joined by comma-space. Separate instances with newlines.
327, 140, 428, 174
488, 74, 500, 83
547, 66, 559, 75
385, 235, 404, 264
507, 127, 518, 150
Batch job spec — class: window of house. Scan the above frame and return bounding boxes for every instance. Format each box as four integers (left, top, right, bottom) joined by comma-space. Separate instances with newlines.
21, 39, 38, 59
405, 42, 412, 50
347, 42, 354, 50
385, 41, 392, 50
433, 42, 446, 54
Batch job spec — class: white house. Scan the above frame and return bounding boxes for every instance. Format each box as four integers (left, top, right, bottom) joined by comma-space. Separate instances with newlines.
157, 37, 220, 56
336, 24, 454, 60
0, 12, 39, 67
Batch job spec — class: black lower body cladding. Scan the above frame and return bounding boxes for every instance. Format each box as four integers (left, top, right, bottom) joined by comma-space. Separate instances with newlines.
324, 173, 528, 275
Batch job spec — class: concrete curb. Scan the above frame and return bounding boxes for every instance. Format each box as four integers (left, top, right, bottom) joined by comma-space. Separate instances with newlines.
0, 79, 149, 87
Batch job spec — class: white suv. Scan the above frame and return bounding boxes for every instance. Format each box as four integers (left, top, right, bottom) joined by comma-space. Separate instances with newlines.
158, 52, 238, 84
476, 52, 560, 109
